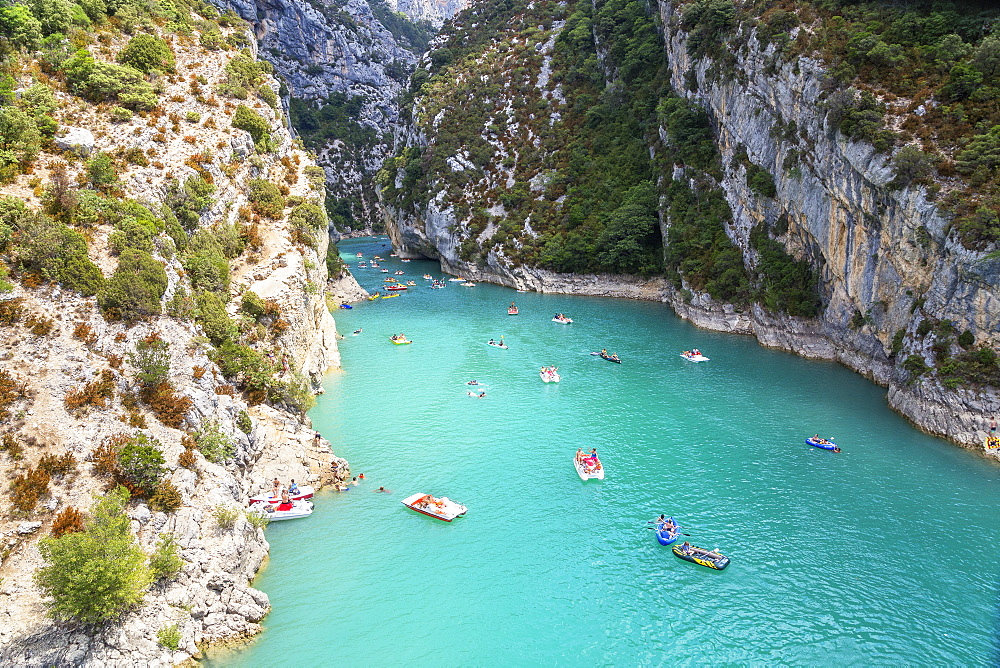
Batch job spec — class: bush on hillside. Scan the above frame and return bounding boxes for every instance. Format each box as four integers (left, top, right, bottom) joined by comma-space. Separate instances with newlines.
0, 5, 43, 50
63, 49, 158, 110
194, 420, 234, 464
11, 214, 104, 295
195, 290, 236, 345
231, 104, 271, 151
217, 51, 272, 99
116, 434, 166, 495
98, 248, 167, 322
246, 179, 284, 218
183, 229, 229, 297
129, 333, 170, 387
164, 175, 215, 232
117, 33, 174, 73
0, 106, 42, 176
148, 532, 183, 580
35, 486, 152, 624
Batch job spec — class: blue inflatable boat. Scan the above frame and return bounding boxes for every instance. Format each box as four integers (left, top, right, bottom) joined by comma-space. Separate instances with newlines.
805, 436, 839, 451
655, 517, 680, 546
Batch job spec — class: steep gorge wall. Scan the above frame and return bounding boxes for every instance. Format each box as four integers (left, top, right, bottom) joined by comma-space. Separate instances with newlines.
654, 0, 1000, 452
0, 20, 356, 665
380, 0, 1000, 456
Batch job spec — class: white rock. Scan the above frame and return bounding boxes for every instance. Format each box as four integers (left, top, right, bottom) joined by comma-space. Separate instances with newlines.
54, 127, 96, 157
16, 522, 41, 535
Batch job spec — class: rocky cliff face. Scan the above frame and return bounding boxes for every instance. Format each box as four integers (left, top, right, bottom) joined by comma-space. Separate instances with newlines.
380, 0, 1000, 457
210, 0, 465, 234
0, 19, 356, 665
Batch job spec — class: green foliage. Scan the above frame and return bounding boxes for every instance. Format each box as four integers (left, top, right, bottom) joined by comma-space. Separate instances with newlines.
595, 182, 661, 274
183, 229, 229, 297
195, 290, 236, 345
27, 0, 74, 36
658, 96, 720, 175
85, 152, 117, 189
0, 106, 41, 175
903, 353, 930, 378
129, 335, 170, 387
195, 420, 234, 464
117, 34, 175, 73
157, 623, 181, 650
745, 162, 776, 198
108, 215, 156, 255
240, 290, 265, 320
98, 249, 167, 322
231, 104, 272, 152
367, 0, 433, 53
891, 328, 906, 355
824, 89, 894, 153
218, 51, 272, 99
750, 225, 821, 317
938, 347, 1000, 387
35, 486, 152, 625
164, 175, 215, 232
289, 93, 376, 152
208, 340, 275, 404
148, 533, 183, 581
246, 179, 284, 218
117, 434, 166, 495
326, 244, 344, 276
256, 84, 277, 108
890, 145, 936, 189
212, 504, 239, 530
679, 0, 736, 59
236, 409, 252, 434
63, 49, 158, 110
0, 5, 43, 50
958, 329, 975, 348
11, 214, 104, 295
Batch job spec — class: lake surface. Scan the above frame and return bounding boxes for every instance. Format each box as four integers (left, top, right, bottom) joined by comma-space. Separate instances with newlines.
222, 236, 1000, 666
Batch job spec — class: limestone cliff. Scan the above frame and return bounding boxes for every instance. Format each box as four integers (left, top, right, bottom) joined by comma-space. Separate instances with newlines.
378, 0, 1000, 458
211, 0, 456, 233
0, 17, 354, 666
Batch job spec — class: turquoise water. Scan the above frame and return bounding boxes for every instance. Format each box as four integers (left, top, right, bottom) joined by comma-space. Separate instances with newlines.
225, 237, 1000, 666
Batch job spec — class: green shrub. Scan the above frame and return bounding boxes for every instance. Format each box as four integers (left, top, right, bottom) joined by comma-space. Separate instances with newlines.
745, 163, 776, 198
12, 214, 104, 295
108, 216, 156, 255
891, 328, 906, 355
63, 49, 158, 110
218, 51, 271, 99
148, 533, 183, 580
903, 353, 930, 378
289, 201, 327, 230
117, 33, 174, 73
28, 0, 73, 36
958, 329, 975, 348
326, 244, 344, 276
98, 248, 167, 322
129, 335, 170, 386
236, 409, 252, 434
185, 111, 200, 123
195, 290, 237, 345
110, 106, 133, 122
257, 84, 277, 108
890, 145, 936, 189
208, 340, 274, 404
195, 420, 234, 464
183, 230, 229, 297
232, 104, 271, 151
85, 152, 117, 189
212, 504, 240, 530
164, 175, 215, 232
0, 5, 43, 50
117, 434, 166, 495
247, 179, 284, 218
200, 28, 224, 50
750, 225, 821, 317
0, 106, 42, 173
240, 290, 266, 320
157, 623, 181, 650
35, 486, 152, 625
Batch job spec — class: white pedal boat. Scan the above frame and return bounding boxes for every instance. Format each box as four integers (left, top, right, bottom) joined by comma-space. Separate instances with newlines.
401, 493, 467, 521
680, 351, 710, 362
574, 456, 604, 480
248, 485, 315, 505
251, 499, 314, 521
552, 316, 573, 324
540, 370, 560, 383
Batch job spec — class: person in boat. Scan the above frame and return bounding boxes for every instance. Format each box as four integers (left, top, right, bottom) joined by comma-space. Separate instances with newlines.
353, 328, 362, 334
289, 480, 299, 494
478, 391, 486, 398
489, 339, 496, 345
576, 448, 585, 464
601, 348, 607, 356
271, 478, 281, 496
467, 380, 479, 386
280, 489, 290, 504
510, 302, 516, 308
679, 542, 692, 555
832, 446, 842, 453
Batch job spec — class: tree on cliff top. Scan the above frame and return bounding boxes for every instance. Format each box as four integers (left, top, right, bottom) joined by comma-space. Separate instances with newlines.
35, 485, 152, 625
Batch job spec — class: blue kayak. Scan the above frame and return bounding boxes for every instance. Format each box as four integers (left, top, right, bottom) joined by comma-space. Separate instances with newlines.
655, 517, 680, 546
805, 437, 839, 451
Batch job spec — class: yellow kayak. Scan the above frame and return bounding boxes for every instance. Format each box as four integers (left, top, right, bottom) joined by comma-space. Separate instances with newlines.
390, 337, 412, 345
368, 292, 380, 300
381, 294, 398, 299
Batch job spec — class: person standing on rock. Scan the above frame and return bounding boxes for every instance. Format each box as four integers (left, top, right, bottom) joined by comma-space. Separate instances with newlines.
991, 417, 997, 435
271, 478, 281, 496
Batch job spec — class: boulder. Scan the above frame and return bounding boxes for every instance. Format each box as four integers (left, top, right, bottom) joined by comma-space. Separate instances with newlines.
16, 522, 41, 535
54, 127, 96, 157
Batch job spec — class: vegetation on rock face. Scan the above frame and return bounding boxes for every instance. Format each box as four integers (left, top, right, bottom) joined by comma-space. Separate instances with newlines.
35, 486, 152, 625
